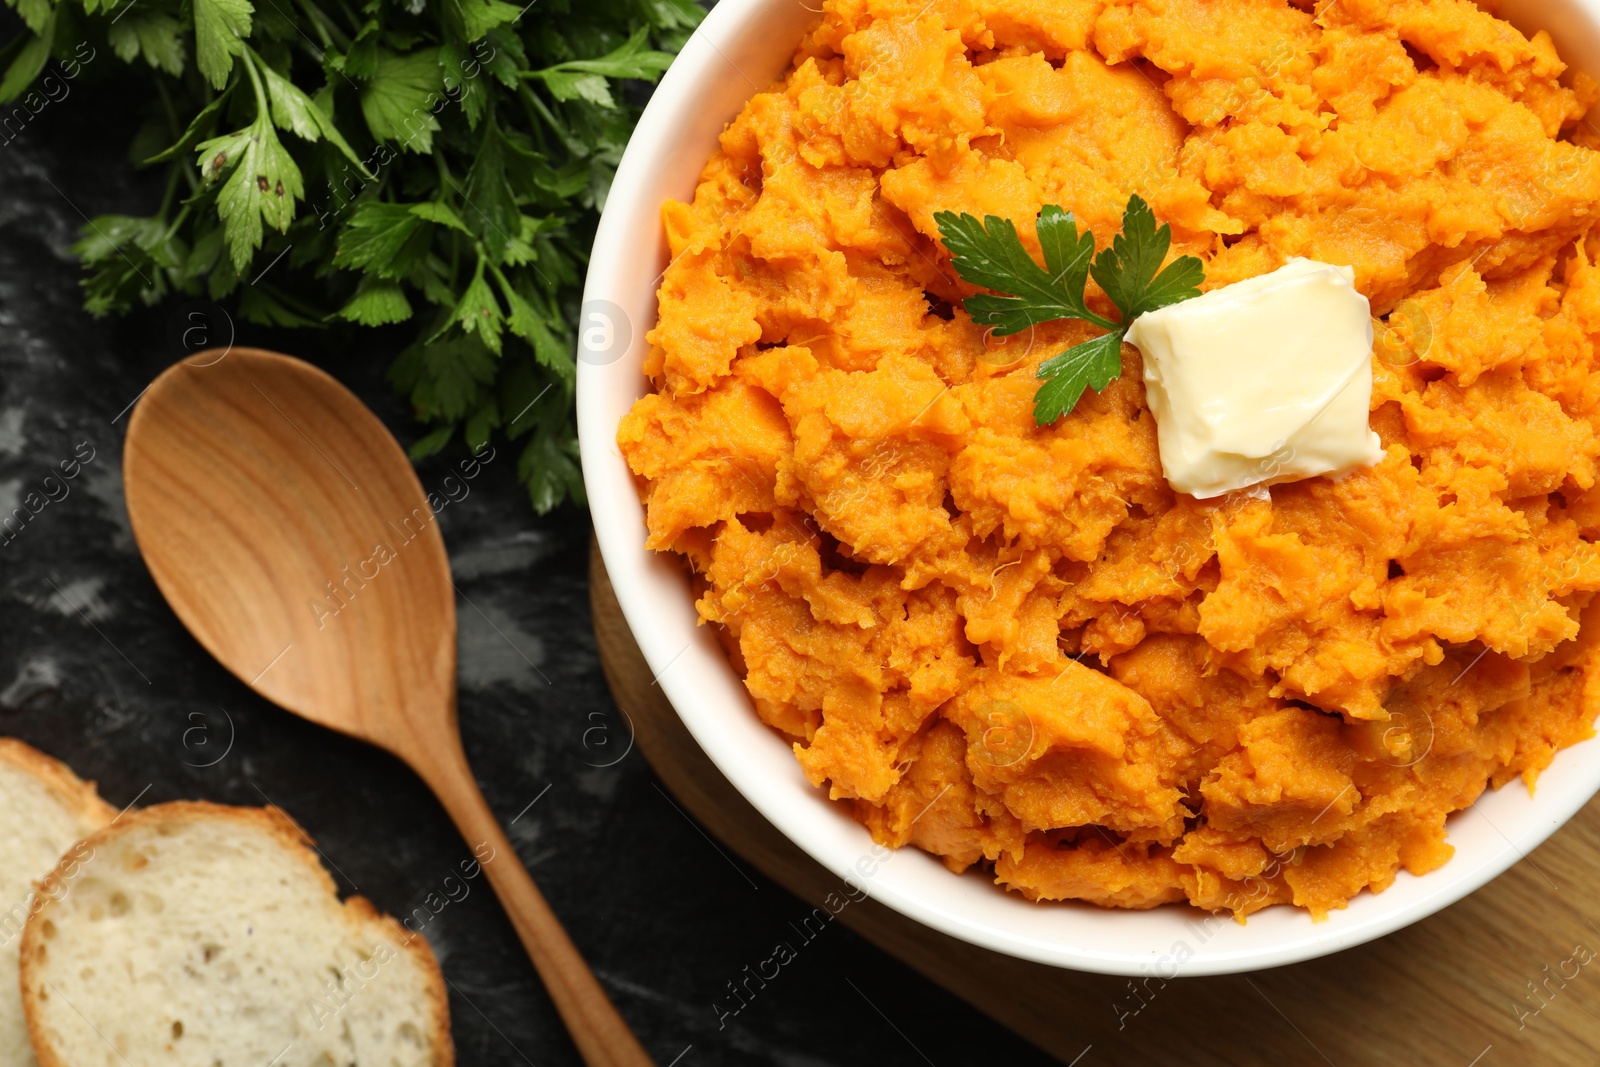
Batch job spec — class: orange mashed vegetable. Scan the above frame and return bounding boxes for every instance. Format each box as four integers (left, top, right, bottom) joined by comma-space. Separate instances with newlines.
619, 0, 1600, 917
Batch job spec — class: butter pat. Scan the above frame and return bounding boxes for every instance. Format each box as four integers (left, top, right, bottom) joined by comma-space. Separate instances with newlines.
1125, 257, 1384, 499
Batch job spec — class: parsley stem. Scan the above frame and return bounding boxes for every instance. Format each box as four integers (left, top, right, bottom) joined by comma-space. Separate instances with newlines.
439, 154, 459, 289
161, 204, 192, 246
155, 79, 182, 148
487, 262, 520, 302
292, 0, 340, 52
255, 281, 327, 322
515, 85, 549, 155
519, 82, 577, 152
238, 47, 270, 121
331, 0, 362, 38
434, 152, 454, 214
157, 164, 182, 220
153, 80, 197, 203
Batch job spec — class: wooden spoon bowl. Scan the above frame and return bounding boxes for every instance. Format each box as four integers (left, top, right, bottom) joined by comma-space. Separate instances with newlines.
123, 347, 651, 1067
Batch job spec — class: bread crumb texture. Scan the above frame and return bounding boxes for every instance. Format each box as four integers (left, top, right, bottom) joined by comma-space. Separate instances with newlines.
20, 802, 452, 1067
0, 741, 112, 1067
619, 0, 1600, 916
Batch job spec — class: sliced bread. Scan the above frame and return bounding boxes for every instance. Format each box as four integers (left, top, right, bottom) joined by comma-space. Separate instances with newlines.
20, 801, 453, 1067
0, 739, 115, 1067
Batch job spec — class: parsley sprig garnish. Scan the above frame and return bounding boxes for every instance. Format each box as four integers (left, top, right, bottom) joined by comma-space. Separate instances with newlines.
934, 196, 1205, 425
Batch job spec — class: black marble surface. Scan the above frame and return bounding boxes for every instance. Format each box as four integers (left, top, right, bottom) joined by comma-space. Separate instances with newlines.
0, 54, 1060, 1067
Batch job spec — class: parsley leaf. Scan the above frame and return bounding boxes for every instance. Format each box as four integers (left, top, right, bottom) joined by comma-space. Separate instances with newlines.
337, 279, 414, 326
238, 284, 322, 327
932, 206, 1112, 335
446, 258, 505, 355
391, 334, 498, 423
1032, 332, 1125, 425
108, 14, 186, 77
194, 51, 310, 272
71, 215, 180, 313
410, 201, 471, 233
334, 202, 426, 275
528, 29, 673, 109
195, 115, 303, 272
480, 27, 527, 88
0, 19, 52, 104
339, 21, 382, 80
10, 0, 50, 36
1089, 195, 1206, 322
519, 412, 585, 512
493, 265, 574, 383
1131, 252, 1207, 322
258, 58, 367, 174
461, 120, 519, 261
938, 194, 1204, 425
193, 0, 253, 90
360, 49, 443, 153
446, 0, 521, 44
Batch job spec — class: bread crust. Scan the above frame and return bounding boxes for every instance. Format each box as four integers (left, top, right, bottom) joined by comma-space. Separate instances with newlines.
0, 739, 117, 830
20, 800, 454, 1067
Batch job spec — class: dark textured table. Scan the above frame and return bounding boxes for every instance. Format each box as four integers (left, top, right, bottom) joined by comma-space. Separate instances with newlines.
0, 61, 1056, 1067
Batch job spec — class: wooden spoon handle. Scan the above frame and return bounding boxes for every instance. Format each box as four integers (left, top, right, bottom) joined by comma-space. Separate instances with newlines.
419, 741, 655, 1067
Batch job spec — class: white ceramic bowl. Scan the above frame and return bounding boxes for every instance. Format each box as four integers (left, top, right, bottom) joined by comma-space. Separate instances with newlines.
579, 0, 1600, 975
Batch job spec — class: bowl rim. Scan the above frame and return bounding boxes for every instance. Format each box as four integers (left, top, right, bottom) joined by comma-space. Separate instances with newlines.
578, 0, 1600, 976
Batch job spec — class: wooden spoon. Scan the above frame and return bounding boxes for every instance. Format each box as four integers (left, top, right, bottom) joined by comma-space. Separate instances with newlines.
122, 347, 653, 1067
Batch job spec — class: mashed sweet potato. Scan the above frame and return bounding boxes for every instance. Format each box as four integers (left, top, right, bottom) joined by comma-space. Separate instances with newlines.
618, 0, 1600, 917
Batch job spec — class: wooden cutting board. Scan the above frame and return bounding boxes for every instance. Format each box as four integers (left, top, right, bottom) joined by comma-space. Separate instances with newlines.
590, 542, 1600, 1065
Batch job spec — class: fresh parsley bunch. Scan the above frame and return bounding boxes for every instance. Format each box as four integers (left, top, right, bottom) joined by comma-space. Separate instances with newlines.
0, 0, 700, 511
936, 196, 1205, 425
